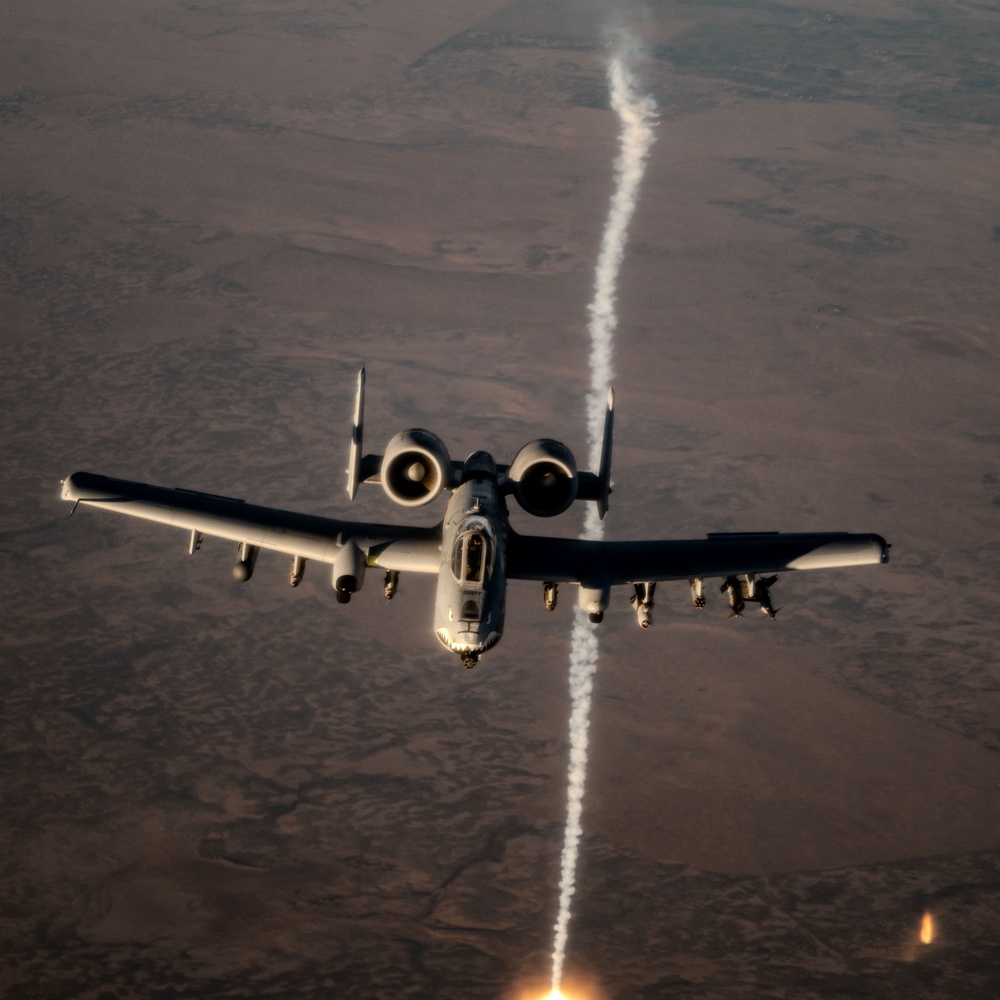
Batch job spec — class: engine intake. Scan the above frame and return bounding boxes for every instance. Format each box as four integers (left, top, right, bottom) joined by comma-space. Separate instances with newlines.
508, 438, 578, 517
381, 429, 452, 507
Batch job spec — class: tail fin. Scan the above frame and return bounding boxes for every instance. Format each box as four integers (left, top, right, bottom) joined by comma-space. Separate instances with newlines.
347, 367, 365, 500
596, 387, 614, 520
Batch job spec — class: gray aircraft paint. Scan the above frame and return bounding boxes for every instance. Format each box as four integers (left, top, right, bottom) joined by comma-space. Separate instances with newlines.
61, 371, 887, 669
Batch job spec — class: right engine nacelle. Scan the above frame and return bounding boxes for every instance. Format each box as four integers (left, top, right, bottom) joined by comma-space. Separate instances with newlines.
508, 438, 579, 517
381, 429, 452, 507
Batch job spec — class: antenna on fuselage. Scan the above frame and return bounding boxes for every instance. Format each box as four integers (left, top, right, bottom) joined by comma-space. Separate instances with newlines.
347, 366, 365, 501
596, 386, 614, 520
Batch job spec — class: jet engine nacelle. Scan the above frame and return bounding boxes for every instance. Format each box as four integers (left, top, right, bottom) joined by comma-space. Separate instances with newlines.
381, 429, 452, 507
508, 438, 579, 517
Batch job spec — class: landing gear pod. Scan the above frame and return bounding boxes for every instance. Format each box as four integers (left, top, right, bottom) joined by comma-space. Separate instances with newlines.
382, 429, 451, 507
508, 438, 579, 517
332, 540, 366, 604
579, 583, 610, 623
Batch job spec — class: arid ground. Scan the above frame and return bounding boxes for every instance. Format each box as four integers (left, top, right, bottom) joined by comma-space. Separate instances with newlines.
3, 1, 1000, 997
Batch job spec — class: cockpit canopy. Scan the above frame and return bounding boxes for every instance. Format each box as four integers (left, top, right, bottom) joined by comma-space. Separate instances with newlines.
450, 517, 497, 587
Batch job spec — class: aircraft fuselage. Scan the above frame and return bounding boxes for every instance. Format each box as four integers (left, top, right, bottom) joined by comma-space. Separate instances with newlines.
432, 452, 508, 668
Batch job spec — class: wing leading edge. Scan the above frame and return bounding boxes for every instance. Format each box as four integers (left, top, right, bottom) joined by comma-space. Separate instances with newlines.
507, 529, 889, 587
62, 472, 441, 573
64, 472, 887, 584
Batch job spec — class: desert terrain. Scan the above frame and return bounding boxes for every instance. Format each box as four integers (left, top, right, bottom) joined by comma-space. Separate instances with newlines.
2, 1, 1000, 997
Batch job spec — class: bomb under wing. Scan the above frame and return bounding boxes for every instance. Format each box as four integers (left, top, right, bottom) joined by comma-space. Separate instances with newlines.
61, 368, 889, 669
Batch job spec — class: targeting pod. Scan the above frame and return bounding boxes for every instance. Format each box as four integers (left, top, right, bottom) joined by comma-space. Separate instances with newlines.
630, 582, 656, 628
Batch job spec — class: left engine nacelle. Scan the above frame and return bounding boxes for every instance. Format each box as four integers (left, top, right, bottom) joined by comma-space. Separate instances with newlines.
508, 438, 578, 517
381, 429, 452, 507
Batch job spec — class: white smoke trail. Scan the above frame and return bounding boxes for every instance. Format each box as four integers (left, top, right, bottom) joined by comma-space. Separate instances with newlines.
550, 54, 656, 993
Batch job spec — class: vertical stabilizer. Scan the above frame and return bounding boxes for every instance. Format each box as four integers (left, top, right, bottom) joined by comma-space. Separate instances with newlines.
597, 387, 614, 520
347, 367, 365, 500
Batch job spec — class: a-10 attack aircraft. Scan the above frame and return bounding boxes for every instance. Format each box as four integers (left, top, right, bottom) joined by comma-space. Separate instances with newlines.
62, 369, 889, 668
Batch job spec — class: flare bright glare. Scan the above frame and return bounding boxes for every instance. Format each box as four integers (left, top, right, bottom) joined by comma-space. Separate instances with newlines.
920, 910, 934, 944
511, 975, 603, 1000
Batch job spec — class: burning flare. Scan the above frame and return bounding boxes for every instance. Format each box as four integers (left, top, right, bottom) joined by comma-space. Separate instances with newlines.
513, 975, 600, 1000
920, 910, 934, 945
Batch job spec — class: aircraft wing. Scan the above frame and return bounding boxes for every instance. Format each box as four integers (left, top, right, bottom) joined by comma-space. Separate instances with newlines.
507, 529, 889, 587
61, 472, 442, 573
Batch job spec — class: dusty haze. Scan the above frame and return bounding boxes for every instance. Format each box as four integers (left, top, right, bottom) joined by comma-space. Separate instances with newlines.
2, 1, 999, 997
